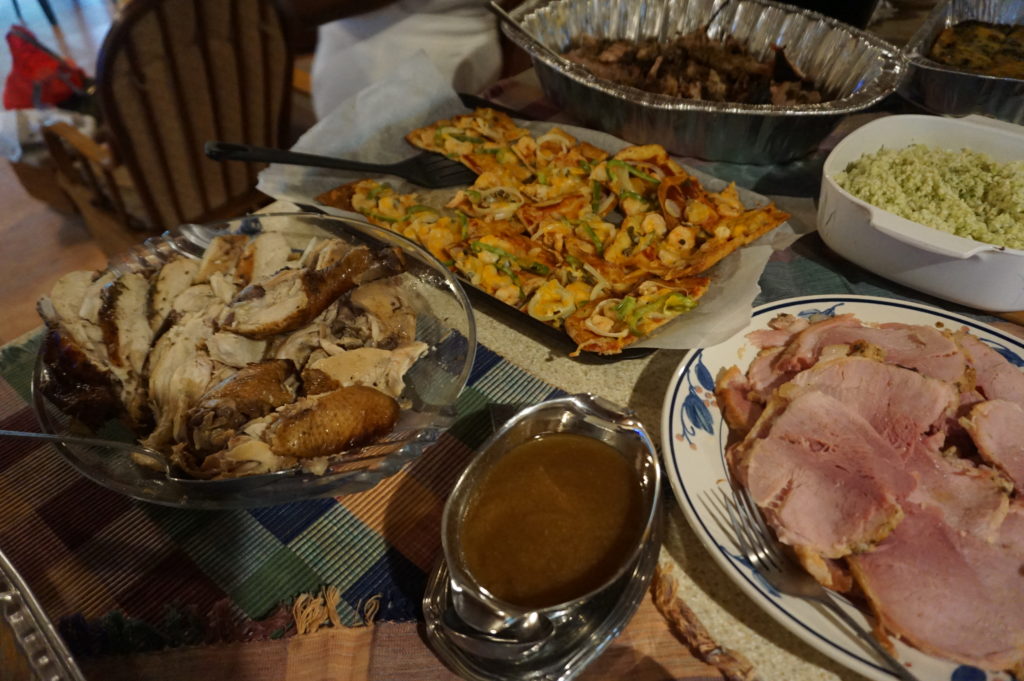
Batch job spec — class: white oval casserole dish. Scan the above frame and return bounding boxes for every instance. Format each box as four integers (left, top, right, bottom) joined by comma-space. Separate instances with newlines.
818, 114, 1024, 312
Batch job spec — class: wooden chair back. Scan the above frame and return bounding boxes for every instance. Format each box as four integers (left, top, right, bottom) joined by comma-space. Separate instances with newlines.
96, 0, 293, 229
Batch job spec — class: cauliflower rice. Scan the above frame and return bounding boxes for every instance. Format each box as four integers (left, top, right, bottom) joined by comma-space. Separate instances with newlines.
835, 144, 1024, 250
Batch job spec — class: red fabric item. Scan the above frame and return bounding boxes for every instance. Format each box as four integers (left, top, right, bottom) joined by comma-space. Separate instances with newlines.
3, 25, 88, 110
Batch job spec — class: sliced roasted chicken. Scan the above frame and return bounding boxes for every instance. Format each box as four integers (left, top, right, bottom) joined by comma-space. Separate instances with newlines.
37, 271, 122, 427
269, 305, 340, 370
187, 359, 299, 455
38, 271, 108, 366
302, 237, 354, 270
303, 342, 428, 398
37, 270, 97, 338
349, 276, 417, 347
99, 272, 154, 374
220, 245, 403, 340
38, 328, 122, 428
208, 271, 239, 304
198, 435, 295, 478
262, 385, 399, 458
38, 231, 418, 482
143, 314, 224, 450
206, 331, 267, 368
235, 232, 294, 285
171, 283, 224, 322
149, 257, 198, 331
194, 234, 247, 283
76, 270, 118, 359
98, 272, 156, 428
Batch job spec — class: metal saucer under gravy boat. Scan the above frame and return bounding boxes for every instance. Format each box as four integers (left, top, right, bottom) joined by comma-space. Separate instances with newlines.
423, 393, 662, 681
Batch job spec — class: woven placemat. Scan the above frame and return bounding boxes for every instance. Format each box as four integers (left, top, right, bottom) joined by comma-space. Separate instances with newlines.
0, 334, 557, 639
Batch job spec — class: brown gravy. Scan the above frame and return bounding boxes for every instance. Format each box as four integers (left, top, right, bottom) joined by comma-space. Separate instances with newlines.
458, 433, 644, 609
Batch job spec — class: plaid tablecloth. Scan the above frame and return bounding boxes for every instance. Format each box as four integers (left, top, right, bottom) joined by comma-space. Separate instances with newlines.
0, 338, 562, 631
0, 334, 733, 681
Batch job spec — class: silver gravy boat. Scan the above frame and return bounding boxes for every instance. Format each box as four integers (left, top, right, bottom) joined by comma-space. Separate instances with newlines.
424, 393, 662, 681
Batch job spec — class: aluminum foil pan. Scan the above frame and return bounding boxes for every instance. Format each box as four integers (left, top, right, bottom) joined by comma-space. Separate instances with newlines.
504, 0, 904, 164
900, 0, 1024, 125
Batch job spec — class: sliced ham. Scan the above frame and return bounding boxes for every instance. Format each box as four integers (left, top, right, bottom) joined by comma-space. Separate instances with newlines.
957, 330, 1024, 406
771, 313, 862, 372
719, 312, 1024, 673
735, 391, 915, 559
742, 315, 860, 400
776, 315, 965, 382
784, 356, 956, 453
904, 439, 1009, 540
737, 315, 967, 407
963, 399, 1024, 494
715, 365, 762, 433
744, 346, 788, 400
995, 503, 1024, 557
848, 504, 1024, 672
745, 313, 809, 349
786, 358, 1008, 539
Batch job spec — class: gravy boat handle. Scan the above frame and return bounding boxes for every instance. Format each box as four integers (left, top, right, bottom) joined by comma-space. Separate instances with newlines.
444, 584, 554, 659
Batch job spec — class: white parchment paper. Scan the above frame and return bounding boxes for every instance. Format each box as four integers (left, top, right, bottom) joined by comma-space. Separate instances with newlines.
257, 57, 804, 351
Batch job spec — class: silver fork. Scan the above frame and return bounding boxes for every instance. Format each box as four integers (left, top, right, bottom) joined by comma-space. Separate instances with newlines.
205, 141, 479, 189
722, 486, 921, 681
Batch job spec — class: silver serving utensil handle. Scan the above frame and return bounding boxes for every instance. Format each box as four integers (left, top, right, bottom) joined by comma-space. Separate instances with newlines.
0, 429, 166, 464
0, 429, 293, 488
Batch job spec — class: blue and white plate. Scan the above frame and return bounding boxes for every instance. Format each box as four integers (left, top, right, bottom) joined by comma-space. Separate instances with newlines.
661, 295, 1024, 681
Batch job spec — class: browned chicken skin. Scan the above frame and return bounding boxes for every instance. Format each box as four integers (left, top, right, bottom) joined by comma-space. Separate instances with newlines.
38, 328, 122, 428
263, 385, 399, 458
188, 359, 298, 454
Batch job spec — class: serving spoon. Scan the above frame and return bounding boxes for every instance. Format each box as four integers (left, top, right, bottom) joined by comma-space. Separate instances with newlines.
0, 428, 166, 460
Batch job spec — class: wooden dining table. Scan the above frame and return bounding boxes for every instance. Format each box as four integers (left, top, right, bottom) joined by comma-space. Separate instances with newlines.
4, 3, 1024, 680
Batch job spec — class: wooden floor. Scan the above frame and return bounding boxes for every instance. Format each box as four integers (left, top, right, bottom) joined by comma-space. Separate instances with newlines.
0, 0, 315, 346
0, 0, 116, 345
0, 162, 107, 344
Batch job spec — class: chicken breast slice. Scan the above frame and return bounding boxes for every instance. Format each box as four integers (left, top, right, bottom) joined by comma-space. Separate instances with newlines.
303, 342, 428, 398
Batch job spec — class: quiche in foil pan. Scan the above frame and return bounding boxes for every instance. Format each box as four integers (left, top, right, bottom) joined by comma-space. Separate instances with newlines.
901, 0, 1024, 125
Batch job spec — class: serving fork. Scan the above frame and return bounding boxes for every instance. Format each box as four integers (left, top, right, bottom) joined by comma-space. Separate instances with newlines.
205, 141, 478, 189
721, 486, 922, 681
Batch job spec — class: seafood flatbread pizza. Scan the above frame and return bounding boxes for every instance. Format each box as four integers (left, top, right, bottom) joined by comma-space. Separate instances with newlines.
319, 108, 789, 356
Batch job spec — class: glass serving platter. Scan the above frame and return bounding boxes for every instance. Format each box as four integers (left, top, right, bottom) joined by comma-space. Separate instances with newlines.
32, 213, 477, 509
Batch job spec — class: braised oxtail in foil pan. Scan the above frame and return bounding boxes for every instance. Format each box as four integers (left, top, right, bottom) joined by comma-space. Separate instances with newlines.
561, 31, 824, 106
504, 0, 903, 163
